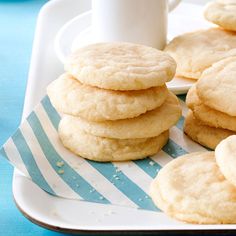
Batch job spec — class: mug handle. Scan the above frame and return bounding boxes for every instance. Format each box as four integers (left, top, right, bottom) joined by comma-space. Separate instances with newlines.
168, 0, 181, 12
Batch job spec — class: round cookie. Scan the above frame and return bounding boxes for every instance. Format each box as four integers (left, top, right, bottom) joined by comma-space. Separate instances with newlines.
58, 117, 169, 162
184, 111, 235, 149
65, 42, 176, 90
150, 152, 236, 224
47, 73, 168, 122
164, 28, 236, 79
204, 0, 236, 32
186, 85, 236, 131
197, 56, 236, 116
62, 92, 181, 139
215, 135, 236, 187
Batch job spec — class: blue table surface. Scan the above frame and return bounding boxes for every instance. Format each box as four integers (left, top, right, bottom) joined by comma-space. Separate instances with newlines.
0, 1, 68, 235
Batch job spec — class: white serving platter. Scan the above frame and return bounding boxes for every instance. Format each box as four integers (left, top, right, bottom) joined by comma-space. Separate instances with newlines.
54, 2, 211, 95
13, 0, 236, 233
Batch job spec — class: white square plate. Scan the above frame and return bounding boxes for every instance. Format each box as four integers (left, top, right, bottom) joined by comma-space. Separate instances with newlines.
13, 0, 236, 233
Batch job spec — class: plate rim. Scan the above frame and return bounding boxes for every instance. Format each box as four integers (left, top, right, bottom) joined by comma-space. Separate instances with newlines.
13, 169, 236, 232
13, 195, 236, 234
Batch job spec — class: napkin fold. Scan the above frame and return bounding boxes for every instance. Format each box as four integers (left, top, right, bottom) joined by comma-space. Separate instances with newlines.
0, 95, 192, 211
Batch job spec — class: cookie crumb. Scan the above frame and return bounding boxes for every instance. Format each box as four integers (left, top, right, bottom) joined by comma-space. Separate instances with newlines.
149, 161, 155, 166
115, 168, 121, 173
58, 169, 64, 174
56, 161, 64, 167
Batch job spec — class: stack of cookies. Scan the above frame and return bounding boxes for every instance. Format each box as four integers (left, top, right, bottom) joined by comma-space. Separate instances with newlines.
184, 56, 236, 149
163, 0, 236, 149
150, 135, 236, 224
47, 42, 182, 162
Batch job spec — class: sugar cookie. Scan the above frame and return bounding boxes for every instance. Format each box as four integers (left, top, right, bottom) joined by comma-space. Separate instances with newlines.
47, 73, 168, 121
165, 28, 236, 79
197, 56, 236, 116
150, 151, 236, 224
184, 111, 234, 149
65, 42, 176, 90
58, 117, 169, 162
186, 85, 236, 131
204, 0, 236, 31
215, 135, 236, 187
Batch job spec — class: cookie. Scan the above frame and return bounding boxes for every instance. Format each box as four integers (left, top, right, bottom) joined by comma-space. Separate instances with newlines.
61, 92, 181, 139
186, 85, 236, 131
150, 152, 236, 224
47, 73, 168, 122
58, 117, 169, 162
165, 28, 236, 79
65, 42, 176, 90
215, 135, 236, 187
204, 0, 236, 31
184, 111, 234, 149
197, 56, 236, 116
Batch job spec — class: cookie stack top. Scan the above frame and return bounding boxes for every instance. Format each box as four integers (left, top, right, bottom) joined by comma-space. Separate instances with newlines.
64, 42, 176, 90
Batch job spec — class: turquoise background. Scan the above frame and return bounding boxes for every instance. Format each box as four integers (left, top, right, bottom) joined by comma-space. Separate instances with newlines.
0, 1, 65, 235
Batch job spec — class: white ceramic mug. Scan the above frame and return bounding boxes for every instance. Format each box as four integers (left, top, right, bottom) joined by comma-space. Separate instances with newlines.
91, 0, 181, 49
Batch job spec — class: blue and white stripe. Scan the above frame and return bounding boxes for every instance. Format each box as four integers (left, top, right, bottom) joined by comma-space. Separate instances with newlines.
0, 95, 207, 211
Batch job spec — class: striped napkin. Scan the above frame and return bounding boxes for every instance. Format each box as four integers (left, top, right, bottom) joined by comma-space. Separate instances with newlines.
0, 95, 207, 211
